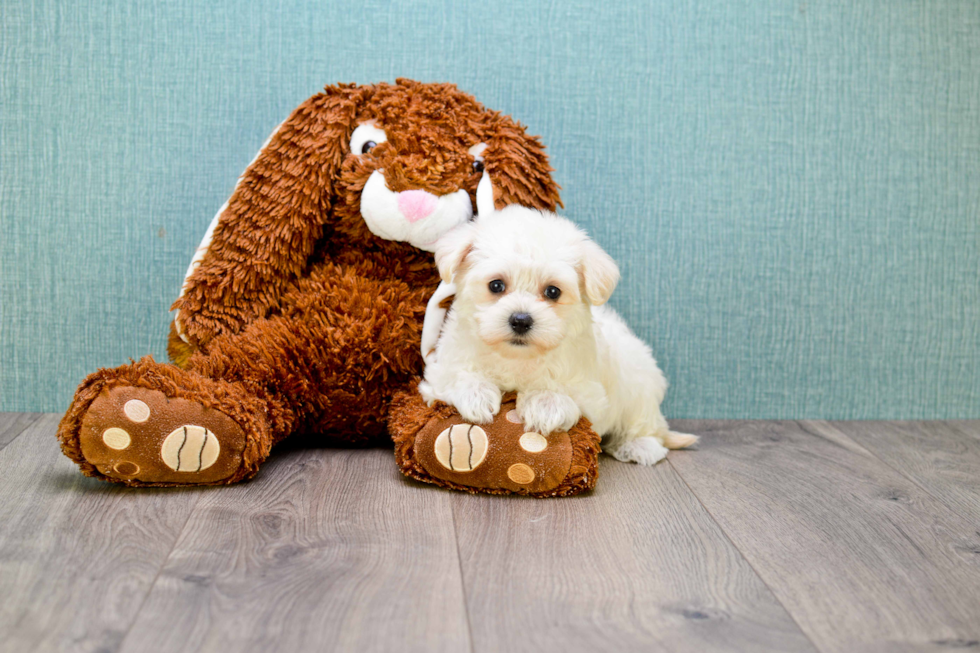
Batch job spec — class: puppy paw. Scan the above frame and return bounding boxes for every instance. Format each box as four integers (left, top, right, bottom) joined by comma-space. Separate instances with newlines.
452, 380, 502, 424
417, 381, 438, 406
605, 436, 669, 466
517, 391, 580, 435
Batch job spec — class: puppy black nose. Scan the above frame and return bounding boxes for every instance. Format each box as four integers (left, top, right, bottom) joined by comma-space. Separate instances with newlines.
508, 313, 534, 335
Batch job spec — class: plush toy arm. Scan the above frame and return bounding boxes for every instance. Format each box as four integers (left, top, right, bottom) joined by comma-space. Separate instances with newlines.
172, 86, 364, 347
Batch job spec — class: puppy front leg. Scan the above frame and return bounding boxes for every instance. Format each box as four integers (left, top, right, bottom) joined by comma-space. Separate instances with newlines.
517, 391, 581, 435
421, 372, 502, 424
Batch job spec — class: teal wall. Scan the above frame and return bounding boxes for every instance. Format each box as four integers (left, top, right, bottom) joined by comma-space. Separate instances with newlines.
2, 0, 978, 418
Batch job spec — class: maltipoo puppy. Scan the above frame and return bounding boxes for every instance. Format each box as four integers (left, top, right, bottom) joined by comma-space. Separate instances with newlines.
418, 205, 697, 465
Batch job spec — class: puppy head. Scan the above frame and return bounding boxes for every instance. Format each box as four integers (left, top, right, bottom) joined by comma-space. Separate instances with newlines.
438, 206, 620, 358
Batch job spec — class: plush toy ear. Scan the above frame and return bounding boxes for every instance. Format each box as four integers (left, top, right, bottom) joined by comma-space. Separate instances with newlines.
434, 224, 476, 283
483, 117, 563, 212
579, 238, 620, 305
172, 84, 370, 347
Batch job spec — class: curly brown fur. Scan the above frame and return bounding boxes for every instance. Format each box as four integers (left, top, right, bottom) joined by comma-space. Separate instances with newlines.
168, 79, 563, 444
172, 79, 561, 350
61, 79, 594, 493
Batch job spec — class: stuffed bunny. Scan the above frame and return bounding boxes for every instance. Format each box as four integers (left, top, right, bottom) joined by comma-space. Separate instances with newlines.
58, 79, 601, 496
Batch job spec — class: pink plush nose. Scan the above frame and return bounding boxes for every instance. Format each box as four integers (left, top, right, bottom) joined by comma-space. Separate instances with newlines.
398, 190, 438, 223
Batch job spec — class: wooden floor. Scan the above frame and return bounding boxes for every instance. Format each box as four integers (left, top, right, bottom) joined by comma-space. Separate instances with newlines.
1, 414, 979, 653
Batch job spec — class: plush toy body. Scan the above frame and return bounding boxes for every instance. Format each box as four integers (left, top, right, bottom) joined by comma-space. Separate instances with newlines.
58, 79, 601, 496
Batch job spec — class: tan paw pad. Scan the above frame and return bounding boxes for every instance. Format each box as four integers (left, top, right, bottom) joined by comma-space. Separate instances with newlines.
114, 461, 140, 476
160, 426, 220, 472
434, 424, 488, 472
519, 432, 547, 453
102, 427, 131, 450
123, 399, 151, 423
507, 463, 536, 485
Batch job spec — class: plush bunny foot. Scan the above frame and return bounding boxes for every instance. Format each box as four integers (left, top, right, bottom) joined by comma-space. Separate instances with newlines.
59, 357, 271, 486
389, 391, 602, 497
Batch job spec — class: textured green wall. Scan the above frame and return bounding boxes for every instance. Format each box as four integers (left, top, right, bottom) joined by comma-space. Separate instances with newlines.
2, 0, 978, 417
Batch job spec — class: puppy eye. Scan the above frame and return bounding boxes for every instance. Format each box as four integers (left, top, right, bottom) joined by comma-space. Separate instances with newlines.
472, 160, 485, 174
350, 123, 387, 156
544, 286, 561, 300
489, 279, 506, 294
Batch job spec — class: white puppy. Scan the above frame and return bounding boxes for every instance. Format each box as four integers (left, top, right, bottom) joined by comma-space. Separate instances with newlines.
418, 206, 697, 465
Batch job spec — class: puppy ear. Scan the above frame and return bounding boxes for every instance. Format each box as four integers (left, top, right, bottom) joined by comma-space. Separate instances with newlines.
173, 84, 370, 345
434, 224, 475, 283
483, 116, 563, 212
580, 239, 620, 305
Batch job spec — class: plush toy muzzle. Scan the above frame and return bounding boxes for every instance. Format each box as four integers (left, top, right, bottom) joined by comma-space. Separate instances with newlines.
360, 168, 474, 251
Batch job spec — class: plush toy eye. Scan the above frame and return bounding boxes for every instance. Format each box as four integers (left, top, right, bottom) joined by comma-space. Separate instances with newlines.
544, 286, 561, 300
468, 142, 487, 175
489, 279, 506, 294
350, 123, 387, 156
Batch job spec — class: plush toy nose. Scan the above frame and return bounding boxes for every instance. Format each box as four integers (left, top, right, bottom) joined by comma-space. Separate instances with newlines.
397, 190, 438, 223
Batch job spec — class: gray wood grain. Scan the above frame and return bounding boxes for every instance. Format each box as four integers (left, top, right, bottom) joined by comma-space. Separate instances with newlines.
120, 446, 471, 653
451, 456, 817, 653
6, 416, 980, 653
945, 422, 980, 442
819, 421, 980, 524
0, 412, 42, 451
668, 420, 980, 653
0, 414, 202, 653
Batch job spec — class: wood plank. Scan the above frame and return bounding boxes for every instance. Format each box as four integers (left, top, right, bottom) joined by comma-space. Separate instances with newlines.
452, 456, 817, 653
120, 445, 471, 653
0, 412, 43, 451
946, 421, 980, 442
820, 421, 980, 524
668, 420, 980, 653
0, 414, 203, 653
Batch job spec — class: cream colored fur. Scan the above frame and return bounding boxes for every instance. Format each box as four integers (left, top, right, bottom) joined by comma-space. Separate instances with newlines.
419, 206, 697, 465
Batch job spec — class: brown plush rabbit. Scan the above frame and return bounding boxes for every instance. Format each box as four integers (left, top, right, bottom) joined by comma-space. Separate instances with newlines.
57, 79, 601, 496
